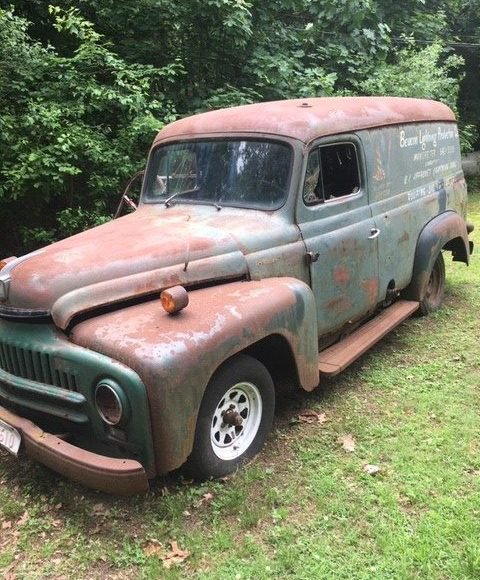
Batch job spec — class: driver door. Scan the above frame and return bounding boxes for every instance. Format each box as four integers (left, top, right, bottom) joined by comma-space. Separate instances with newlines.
296, 137, 379, 337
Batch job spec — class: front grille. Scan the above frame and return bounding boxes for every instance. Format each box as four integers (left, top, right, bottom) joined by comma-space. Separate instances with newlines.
0, 341, 78, 391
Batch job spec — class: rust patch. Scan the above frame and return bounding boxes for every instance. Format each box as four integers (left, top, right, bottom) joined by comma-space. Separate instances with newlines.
325, 296, 351, 312
7, 203, 302, 325
153, 97, 455, 145
362, 277, 379, 306
333, 265, 351, 285
373, 147, 386, 182
398, 231, 410, 244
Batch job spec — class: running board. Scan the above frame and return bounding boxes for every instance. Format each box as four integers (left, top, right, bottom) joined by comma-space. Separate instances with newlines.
318, 300, 420, 376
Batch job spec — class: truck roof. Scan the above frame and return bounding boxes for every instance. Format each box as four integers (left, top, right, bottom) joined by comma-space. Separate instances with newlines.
153, 97, 456, 145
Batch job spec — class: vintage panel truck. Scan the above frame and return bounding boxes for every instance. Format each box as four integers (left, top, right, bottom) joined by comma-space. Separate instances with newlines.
0, 97, 474, 494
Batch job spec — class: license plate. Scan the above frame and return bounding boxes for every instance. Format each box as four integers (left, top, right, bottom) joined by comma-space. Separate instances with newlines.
0, 419, 21, 456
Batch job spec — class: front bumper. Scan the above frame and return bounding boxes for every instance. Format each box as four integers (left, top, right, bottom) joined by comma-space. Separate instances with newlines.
0, 404, 149, 494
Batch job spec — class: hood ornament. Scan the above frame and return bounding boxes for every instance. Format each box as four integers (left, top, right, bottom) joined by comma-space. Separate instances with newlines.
0, 249, 46, 302
0, 257, 15, 301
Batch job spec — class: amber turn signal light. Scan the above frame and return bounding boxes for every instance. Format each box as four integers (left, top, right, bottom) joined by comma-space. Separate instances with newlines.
160, 285, 189, 314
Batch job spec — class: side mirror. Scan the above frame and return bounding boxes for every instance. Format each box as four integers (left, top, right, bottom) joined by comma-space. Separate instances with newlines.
114, 170, 145, 219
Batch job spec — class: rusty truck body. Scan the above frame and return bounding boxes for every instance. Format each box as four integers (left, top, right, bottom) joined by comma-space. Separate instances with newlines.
0, 97, 474, 494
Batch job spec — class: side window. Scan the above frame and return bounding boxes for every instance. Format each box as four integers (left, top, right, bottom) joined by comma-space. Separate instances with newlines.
303, 149, 323, 205
303, 143, 360, 206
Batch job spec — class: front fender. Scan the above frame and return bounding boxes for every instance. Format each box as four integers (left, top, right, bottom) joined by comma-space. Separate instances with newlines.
71, 278, 318, 474
405, 211, 470, 301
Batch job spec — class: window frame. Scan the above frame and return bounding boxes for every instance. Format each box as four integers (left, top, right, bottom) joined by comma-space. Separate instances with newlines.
141, 136, 295, 211
302, 140, 363, 208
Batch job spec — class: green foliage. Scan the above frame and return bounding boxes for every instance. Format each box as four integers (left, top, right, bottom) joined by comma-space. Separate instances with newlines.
356, 43, 463, 111
459, 124, 479, 155
198, 85, 263, 111
1, 0, 479, 254
354, 43, 478, 152
0, 6, 176, 251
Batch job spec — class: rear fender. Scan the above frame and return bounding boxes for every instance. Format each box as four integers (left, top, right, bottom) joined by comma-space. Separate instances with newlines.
405, 211, 469, 301
71, 277, 319, 474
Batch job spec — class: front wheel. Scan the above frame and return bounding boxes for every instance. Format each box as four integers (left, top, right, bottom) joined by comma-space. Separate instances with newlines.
419, 252, 446, 315
183, 354, 275, 480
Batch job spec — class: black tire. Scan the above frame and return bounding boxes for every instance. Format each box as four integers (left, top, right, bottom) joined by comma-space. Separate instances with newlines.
183, 354, 275, 480
419, 252, 446, 315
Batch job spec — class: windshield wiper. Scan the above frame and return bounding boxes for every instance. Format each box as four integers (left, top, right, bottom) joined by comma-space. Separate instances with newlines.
164, 189, 196, 207
164, 189, 222, 210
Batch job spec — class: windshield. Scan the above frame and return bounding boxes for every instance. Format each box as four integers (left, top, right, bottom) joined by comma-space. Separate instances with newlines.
143, 139, 292, 209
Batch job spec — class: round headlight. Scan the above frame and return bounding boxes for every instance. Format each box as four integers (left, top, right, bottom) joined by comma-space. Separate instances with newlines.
95, 382, 126, 426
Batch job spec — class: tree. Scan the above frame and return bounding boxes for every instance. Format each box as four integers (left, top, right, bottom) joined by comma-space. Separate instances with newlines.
1, 0, 478, 255
0, 7, 177, 251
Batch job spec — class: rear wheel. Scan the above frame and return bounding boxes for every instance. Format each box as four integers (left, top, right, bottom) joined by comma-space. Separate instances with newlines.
419, 252, 445, 315
184, 354, 275, 480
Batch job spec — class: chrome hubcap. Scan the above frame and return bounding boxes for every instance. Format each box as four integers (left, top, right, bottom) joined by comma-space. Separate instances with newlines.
210, 381, 262, 460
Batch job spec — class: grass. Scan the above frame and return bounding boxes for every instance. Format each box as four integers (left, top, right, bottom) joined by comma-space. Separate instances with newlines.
1, 192, 479, 579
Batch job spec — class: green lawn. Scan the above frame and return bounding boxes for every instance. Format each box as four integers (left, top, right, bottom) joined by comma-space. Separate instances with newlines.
1, 193, 479, 580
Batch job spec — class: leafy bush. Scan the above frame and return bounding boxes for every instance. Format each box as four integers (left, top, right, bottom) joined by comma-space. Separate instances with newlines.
356, 43, 463, 111
0, 7, 176, 253
354, 42, 475, 153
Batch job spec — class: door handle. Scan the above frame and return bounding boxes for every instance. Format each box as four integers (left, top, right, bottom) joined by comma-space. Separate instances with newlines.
368, 228, 380, 239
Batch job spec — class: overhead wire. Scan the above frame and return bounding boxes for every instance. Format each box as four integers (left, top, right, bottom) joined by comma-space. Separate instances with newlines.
297, 26, 480, 48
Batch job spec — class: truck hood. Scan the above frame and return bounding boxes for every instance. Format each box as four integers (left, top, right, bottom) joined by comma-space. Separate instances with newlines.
3, 204, 298, 328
